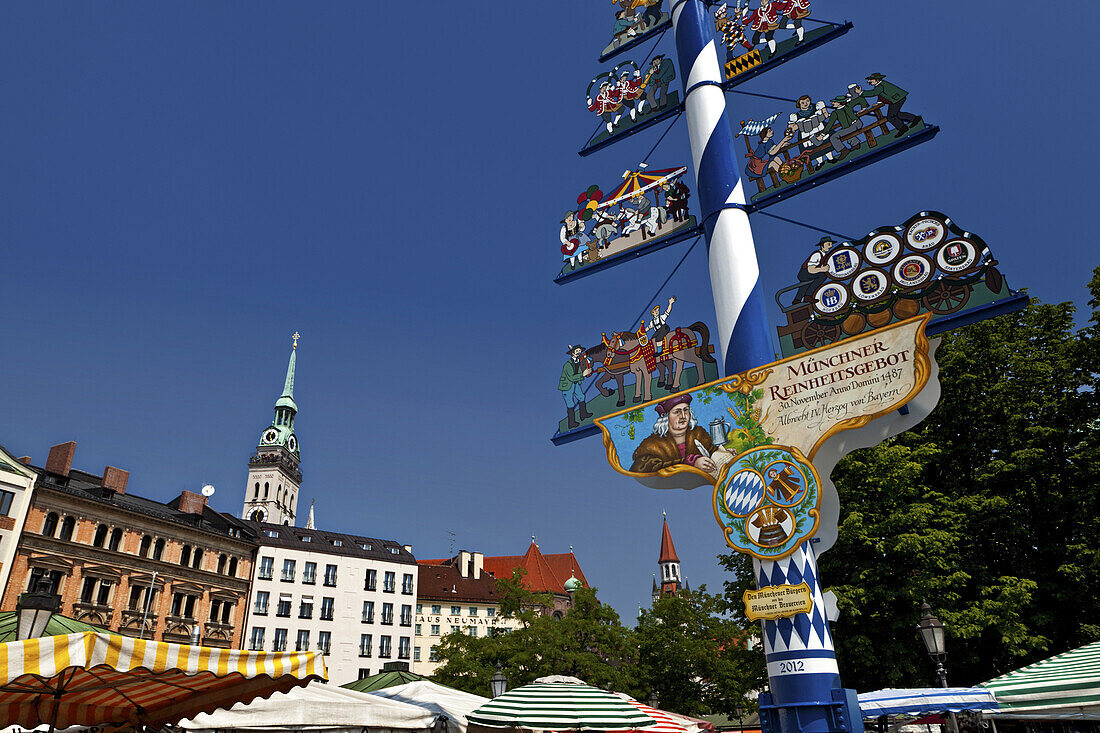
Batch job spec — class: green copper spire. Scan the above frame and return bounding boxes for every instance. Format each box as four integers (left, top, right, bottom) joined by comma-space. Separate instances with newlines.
275, 332, 298, 413
260, 332, 300, 460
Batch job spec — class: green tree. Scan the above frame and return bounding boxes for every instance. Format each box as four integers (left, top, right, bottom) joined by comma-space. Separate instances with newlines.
636, 587, 765, 717
432, 572, 640, 696
721, 267, 1100, 691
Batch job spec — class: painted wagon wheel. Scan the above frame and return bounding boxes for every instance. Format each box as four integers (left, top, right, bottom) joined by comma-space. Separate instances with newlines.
921, 280, 971, 314
801, 320, 841, 349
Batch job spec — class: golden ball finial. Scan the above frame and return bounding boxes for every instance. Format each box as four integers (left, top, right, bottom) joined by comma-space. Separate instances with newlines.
292, 331, 300, 349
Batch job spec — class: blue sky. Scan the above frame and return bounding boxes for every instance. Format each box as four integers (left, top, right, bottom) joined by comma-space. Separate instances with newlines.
1, 1, 1096, 622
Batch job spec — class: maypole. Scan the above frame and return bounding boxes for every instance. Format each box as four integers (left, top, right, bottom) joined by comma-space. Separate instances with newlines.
671, 1, 857, 730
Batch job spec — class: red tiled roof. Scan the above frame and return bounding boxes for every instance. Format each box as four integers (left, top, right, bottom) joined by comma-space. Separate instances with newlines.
480, 543, 589, 595
659, 518, 679, 564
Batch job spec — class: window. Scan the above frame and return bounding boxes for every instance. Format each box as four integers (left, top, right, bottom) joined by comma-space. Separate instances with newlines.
381, 603, 394, 625
254, 481, 260, 499
276, 599, 291, 617
153, 539, 165, 561
416, 603, 423, 613
139, 535, 152, 557
42, 512, 59, 537
295, 630, 310, 651
324, 564, 338, 587
303, 562, 316, 584
108, 528, 122, 552
359, 542, 371, 551
383, 572, 395, 593
469, 607, 478, 617
228, 557, 238, 576
414, 646, 421, 662
487, 607, 496, 617
171, 593, 197, 619
264, 530, 279, 538
398, 637, 411, 660
273, 628, 288, 652
389, 547, 400, 555
258, 557, 274, 580
217, 555, 227, 574
299, 598, 313, 619
450, 606, 461, 616
331, 539, 343, 547
300, 535, 312, 543
281, 559, 296, 582
430, 624, 440, 636
191, 548, 203, 569
379, 636, 392, 658
264, 482, 269, 498
318, 630, 331, 655
0, 489, 14, 516
364, 569, 376, 591
359, 634, 372, 657
358, 669, 371, 680
180, 545, 192, 566
415, 623, 422, 636
28, 568, 62, 594
219, 602, 233, 624
431, 605, 441, 614
59, 516, 75, 542
400, 605, 412, 626
209, 600, 232, 624
128, 585, 143, 610
402, 574, 414, 594
320, 597, 334, 621
81, 577, 112, 605
254, 591, 270, 615
468, 626, 477, 637
93, 524, 108, 548
249, 627, 265, 651
429, 646, 439, 662
450, 625, 460, 633
362, 601, 375, 623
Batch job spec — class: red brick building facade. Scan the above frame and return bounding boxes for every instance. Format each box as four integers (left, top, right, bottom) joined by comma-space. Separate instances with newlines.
0, 442, 257, 648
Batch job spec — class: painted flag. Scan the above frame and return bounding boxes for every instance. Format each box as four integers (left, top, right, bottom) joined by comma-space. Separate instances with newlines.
736, 113, 780, 137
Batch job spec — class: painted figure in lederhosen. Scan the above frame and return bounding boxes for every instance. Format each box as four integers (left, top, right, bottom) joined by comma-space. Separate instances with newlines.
714, 2, 753, 62
790, 94, 832, 169
559, 345, 593, 430
862, 73, 922, 138
773, 0, 810, 44
742, 0, 781, 54
588, 79, 625, 135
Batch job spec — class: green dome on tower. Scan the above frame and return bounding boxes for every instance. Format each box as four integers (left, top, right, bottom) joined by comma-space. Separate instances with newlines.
564, 574, 583, 592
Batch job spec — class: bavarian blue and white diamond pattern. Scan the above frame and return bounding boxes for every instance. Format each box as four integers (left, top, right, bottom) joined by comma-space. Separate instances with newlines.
753, 542, 835, 656
724, 469, 765, 517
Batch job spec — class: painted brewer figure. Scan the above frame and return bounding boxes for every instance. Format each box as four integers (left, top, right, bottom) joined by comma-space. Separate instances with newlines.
560, 345, 593, 429
794, 236, 837, 303
644, 54, 675, 111
862, 72, 922, 138
630, 394, 718, 474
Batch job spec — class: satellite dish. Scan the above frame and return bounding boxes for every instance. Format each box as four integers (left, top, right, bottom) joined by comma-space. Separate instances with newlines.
201, 484, 216, 497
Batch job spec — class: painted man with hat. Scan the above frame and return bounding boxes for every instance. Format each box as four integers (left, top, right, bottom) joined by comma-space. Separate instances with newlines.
630, 393, 717, 474
560, 345, 594, 430
823, 92, 868, 161
862, 73, 921, 138
794, 236, 837, 303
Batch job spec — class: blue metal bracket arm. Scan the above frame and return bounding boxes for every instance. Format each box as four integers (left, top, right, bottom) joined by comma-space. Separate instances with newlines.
579, 103, 685, 157
554, 224, 703, 285
722, 22, 854, 90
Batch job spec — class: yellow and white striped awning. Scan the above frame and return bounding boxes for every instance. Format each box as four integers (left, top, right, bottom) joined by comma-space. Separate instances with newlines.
0, 631, 326, 729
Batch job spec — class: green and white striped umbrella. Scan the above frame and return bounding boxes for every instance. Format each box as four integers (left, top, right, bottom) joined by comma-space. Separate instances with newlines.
467, 680, 657, 730
982, 639, 1100, 717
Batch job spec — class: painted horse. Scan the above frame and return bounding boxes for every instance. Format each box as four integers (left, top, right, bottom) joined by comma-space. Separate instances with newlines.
586, 321, 715, 406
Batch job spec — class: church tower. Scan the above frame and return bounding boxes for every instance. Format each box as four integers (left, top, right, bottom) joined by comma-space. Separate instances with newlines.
654, 513, 683, 601
242, 334, 302, 525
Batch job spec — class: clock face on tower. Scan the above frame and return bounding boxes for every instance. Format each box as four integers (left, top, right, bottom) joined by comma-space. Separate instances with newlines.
288, 434, 298, 453
262, 428, 279, 445
248, 506, 268, 523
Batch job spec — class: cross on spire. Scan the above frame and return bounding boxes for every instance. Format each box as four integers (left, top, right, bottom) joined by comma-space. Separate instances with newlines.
292, 331, 300, 349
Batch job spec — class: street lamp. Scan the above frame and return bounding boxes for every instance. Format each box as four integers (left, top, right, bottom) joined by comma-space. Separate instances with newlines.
917, 602, 958, 733
490, 663, 508, 698
646, 692, 659, 709
16, 580, 62, 640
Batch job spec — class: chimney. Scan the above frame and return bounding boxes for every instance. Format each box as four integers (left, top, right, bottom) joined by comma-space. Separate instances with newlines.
45, 442, 77, 476
17, 457, 31, 465
178, 490, 207, 515
403, 544, 412, 554
472, 552, 483, 580
102, 466, 129, 494
458, 550, 471, 578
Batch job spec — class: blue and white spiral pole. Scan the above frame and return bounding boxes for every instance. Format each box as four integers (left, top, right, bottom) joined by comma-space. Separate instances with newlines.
671, 2, 862, 731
